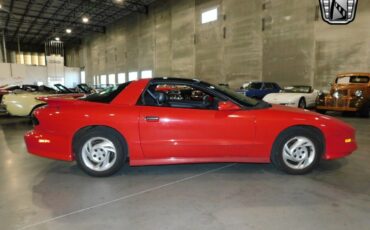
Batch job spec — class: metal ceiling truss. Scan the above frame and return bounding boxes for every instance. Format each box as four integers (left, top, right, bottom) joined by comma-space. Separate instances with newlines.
0, 0, 155, 50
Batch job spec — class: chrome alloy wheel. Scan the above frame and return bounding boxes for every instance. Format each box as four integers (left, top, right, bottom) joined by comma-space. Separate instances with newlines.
282, 136, 316, 170
81, 137, 117, 172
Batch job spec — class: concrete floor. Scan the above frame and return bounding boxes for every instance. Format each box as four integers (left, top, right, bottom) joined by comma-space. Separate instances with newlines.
0, 114, 369, 230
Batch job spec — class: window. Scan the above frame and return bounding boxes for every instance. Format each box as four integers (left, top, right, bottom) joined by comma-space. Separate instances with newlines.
128, 72, 138, 81
141, 70, 153, 79
108, 74, 116, 85
81, 71, 86, 84
141, 83, 219, 110
100, 75, 107, 86
264, 83, 274, 89
336, 76, 369, 84
202, 8, 218, 24
93, 76, 96, 86
82, 82, 131, 104
118, 73, 126, 84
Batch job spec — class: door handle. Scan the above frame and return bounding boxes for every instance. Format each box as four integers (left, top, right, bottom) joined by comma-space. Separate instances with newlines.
145, 116, 160, 122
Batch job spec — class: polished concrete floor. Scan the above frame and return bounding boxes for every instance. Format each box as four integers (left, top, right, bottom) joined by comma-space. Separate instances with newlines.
0, 113, 369, 230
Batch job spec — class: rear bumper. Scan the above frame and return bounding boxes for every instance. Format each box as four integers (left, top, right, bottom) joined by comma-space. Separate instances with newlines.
24, 129, 73, 161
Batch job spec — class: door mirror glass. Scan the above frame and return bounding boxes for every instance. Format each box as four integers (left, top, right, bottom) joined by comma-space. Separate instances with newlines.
218, 101, 240, 111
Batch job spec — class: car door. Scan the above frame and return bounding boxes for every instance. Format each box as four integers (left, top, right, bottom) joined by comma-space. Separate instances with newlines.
138, 82, 256, 159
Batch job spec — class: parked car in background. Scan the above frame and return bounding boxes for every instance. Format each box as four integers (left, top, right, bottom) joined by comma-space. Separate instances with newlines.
0, 84, 84, 117
237, 82, 281, 99
25, 78, 357, 177
316, 73, 370, 117
263, 86, 319, 109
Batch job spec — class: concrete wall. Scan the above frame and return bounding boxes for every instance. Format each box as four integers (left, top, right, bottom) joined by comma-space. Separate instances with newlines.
66, 0, 370, 90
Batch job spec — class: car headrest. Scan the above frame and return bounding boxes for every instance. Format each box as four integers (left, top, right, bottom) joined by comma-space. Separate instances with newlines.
156, 92, 167, 105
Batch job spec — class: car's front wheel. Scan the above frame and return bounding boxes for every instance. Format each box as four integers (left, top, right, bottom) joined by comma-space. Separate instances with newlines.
74, 128, 126, 177
271, 127, 323, 175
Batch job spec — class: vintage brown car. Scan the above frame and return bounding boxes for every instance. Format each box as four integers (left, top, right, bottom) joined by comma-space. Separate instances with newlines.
316, 73, 370, 117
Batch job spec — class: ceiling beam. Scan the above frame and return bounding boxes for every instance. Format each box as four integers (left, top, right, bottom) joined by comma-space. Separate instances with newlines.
28, 0, 71, 44
11, 0, 33, 40
21, 0, 53, 43
4, 0, 15, 29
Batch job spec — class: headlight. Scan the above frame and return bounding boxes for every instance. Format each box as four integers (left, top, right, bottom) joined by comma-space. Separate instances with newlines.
333, 91, 339, 99
355, 90, 363, 97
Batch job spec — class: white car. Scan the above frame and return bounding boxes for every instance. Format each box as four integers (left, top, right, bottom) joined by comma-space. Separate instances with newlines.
1, 85, 83, 116
263, 86, 319, 109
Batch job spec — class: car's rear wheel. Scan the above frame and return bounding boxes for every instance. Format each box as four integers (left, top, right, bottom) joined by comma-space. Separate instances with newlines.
298, 98, 306, 109
271, 127, 323, 175
74, 128, 126, 177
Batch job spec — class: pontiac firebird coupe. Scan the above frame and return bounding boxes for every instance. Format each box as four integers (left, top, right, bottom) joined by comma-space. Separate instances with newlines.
25, 78, 357, 177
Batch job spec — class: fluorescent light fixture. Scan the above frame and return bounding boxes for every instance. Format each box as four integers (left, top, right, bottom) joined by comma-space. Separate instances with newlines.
82, 16, 89, 23
55, 37, 60, 41
66, 28, 72, 34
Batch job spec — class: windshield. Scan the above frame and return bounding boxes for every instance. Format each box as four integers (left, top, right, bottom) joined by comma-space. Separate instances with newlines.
54, 84, 73, 93
283, 86, 312, 93
336, 76, 369, 84
78, 84, 94, 93
212, 85, 260, 107
82, 82, 131, 103
242, 82, 262, 90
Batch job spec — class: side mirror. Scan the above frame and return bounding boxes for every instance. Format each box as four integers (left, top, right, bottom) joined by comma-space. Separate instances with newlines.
218, 101, 240, 111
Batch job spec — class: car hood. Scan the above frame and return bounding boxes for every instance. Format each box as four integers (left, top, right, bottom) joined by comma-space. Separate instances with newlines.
263, 105, 354, 130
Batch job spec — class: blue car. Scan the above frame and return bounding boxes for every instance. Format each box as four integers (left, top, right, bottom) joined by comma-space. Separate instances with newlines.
237, 82, 281, 99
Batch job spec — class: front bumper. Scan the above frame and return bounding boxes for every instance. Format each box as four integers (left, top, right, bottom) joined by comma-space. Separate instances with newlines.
316, 96, 363, 112
316, 105, 358, 112
323, 130, 357, 160
24, 129, 73, 161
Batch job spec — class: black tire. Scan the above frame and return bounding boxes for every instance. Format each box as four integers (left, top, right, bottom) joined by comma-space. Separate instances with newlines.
358, 101, 369, 118
74, 127, 127, 177
271, 127, 323, 175
298, 98, 306, 109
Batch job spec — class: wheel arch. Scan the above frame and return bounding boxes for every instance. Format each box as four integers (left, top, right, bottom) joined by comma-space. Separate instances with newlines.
72, 125, 129, 159
29, 103, 47, 116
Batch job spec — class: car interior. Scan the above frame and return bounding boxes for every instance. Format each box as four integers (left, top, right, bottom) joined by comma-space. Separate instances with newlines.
142, 83, 219, 110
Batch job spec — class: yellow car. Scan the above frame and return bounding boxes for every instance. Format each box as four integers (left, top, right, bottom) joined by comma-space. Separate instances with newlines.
0, 85, 83, 116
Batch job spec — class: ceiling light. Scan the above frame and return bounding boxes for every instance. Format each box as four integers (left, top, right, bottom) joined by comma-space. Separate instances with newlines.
66, 28, 72, 34
0, 4, 2, 9
82, 16, 89, 23
55, 37, 60, 41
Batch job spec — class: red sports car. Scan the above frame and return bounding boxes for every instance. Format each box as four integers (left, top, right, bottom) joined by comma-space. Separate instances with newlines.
25, 78, 357, 177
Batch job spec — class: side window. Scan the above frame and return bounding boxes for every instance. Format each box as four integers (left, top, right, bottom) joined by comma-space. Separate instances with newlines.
264, 83, 274, 89
273, 83, 280, 89
141, 83, 220, 110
